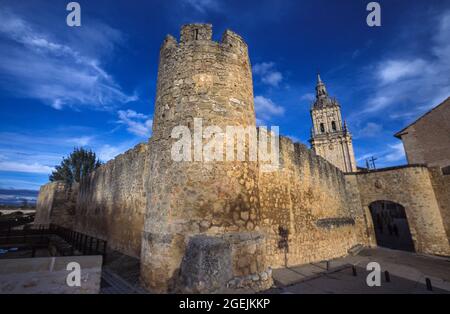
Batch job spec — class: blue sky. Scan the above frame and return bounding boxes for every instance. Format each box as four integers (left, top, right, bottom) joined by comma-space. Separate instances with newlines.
0, 0, 449, 190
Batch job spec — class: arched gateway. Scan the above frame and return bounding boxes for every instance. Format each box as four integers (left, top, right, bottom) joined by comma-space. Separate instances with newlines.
369, 200, 415, 252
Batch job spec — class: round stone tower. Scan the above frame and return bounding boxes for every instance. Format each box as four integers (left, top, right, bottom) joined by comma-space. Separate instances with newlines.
141, 24, 270, 292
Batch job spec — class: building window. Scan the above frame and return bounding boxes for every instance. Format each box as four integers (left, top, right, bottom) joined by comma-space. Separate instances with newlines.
320, 123, 325, 133
331, 121, 337, 131
194, 29, 199, 40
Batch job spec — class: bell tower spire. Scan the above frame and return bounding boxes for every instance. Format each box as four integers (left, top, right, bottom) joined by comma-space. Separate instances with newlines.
309, 74, 357, 172
316, 73, 328, 99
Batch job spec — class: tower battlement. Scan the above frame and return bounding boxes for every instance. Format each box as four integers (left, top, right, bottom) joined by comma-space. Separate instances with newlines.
180, 23, 213, 42
161, 23, 248, 54
154, 23, 254, 139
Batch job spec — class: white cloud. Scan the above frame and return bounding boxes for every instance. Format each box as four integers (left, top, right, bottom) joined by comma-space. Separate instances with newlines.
364, 96, 390, 113
384, 143, 405, 162
0, 179, 43, 190
300, 93, 315, 102
355, 122, 383, 138
253, 62, 273, 75
253, 62, 283, 87
0, 161, 53, 174
356, 142, 405, 166
0, 130, 145, 176
117, 110, 153, 137
98, 145, 123, 162
359, 10, 450, 116
97, 141, 139, 162
66, 136, 94, 147
0, 132, 95, 152
181, 0, 221, 13
432, 11, 450, 68
389, 111, 418, 120
377, 59, 426, 84
262, 72, 283, 87
356, 153, 376, 163
0, 10, 137, 110
0, 131, 99, 176
254, 96, 285, 124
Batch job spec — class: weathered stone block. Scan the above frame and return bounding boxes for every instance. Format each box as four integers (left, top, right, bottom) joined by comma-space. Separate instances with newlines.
177, 235, 233, 293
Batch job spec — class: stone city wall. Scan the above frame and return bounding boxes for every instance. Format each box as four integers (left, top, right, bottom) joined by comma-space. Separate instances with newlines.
346, 165, 450, 256
34, 181, 77, 227
74, 143, 149, 258
35, 182, 61, 225
429, 167, 450, 241
259, 136, 366, 268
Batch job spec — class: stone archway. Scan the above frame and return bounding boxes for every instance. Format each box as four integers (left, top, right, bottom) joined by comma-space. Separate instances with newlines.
369, 200, 415, 252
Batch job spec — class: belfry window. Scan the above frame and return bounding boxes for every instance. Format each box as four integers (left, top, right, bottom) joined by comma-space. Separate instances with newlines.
320, 123, 325, 133
194, 29, 199, 40
331, 121, 337, 131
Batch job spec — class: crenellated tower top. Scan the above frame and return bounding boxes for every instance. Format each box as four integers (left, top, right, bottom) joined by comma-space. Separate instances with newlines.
160, 23, 248, 55
153, 23, 254, 139
180, 23, 213, 42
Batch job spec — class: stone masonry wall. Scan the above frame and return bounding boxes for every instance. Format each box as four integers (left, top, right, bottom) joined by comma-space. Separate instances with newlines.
35, 181, 66, 225
259, 136, 367, 268
397, 97, 450, 168
75, 143, 148, 258
346, 165, 450, 256
177, 232, 272, 293
34, 181, 77, 227
50, 183, 78, 229
429, 167, 450, 241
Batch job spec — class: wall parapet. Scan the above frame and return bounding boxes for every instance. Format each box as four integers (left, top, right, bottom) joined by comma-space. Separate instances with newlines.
346, 164, 428, 175
160, 23, 248, 54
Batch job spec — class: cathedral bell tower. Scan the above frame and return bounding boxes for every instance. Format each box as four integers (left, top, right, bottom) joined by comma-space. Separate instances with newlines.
309, 74, 357, 172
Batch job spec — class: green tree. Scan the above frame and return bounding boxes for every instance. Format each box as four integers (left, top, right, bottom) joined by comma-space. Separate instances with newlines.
50, 147, 102, 184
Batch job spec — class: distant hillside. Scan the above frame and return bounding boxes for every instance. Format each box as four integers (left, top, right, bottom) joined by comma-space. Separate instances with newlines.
0, 189, 38, 206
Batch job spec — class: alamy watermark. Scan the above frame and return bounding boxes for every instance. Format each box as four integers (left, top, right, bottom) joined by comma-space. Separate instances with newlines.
170, 118, 280, 172
65, 2, 380, 28
66, 261, 81, 287
366, 262, 381, 287
367, 2, 381, 27
66, 2, 81, 27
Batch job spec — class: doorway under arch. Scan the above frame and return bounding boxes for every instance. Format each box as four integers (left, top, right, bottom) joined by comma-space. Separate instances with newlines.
369, 200, 415, 252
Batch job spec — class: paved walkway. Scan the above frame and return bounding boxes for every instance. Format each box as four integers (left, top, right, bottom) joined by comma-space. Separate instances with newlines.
100, 249, 149, 294
101, 269, 148, 294
268, 247, 450, 294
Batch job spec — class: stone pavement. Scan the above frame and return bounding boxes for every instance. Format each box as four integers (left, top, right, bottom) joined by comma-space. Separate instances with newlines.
101, 269, 148, 294
100, 249, 149, 294
267, 247, 450, 294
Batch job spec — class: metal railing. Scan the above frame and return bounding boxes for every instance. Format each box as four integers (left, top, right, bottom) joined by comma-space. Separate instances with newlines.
48, 224, 107, 257
0, 223, 107, 259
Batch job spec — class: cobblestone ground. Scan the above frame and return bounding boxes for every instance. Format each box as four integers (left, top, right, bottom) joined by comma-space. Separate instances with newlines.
267, 247, 450, 294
